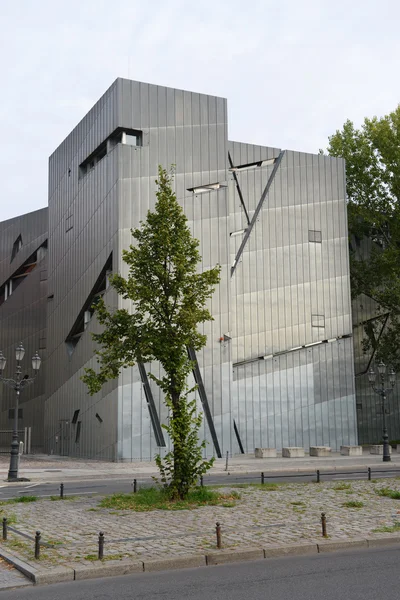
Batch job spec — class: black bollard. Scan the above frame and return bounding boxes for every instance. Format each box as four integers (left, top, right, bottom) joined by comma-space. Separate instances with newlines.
34, 531, 41, 559
316, 470, 320, 483
225, 451, 229, 472
321, 513, 327, 538
261, 472, 265, 485
2, 518, 7, 541
98, 531, 104, 560
200, 475, 204, 487
368, 467, 371, 481
133, 479, 137, 494
60, 483, 64, 499
216, 522, 222, 549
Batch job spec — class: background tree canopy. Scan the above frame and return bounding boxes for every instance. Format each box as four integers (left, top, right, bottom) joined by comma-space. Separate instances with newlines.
327, 106, 400, 369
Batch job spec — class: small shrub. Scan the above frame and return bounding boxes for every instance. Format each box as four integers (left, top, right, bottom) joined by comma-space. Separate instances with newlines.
333, 483, 352, 491
376, 488, 400, 500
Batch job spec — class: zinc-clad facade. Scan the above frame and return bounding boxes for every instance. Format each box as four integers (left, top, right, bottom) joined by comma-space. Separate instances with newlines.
0, 208, 48, 450
1, 78, 357, 459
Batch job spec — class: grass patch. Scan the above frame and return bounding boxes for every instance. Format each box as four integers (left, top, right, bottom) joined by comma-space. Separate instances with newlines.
342, 500, 364, 508
333, 483, 352, 491
291, 501, 306, 507
375, 488, 400, 500
99, 486, 240, 511
0, 496, 37, 505
226, 483, 281, 491
49, 495, 75, 501
372, 522, 400, 533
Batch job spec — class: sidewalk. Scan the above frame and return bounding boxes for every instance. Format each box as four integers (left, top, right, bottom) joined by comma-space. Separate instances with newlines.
0, 450, 399, 483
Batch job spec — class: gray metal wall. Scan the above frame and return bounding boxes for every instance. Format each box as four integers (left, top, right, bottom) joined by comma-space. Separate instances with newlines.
0, 208, 48, 449
228, 144, 356, 451
46, 81, 120, 459
44, 78, 357, 460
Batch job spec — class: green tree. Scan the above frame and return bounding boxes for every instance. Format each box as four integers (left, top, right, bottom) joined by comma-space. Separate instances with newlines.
82, 166, 221, 499
327, 106, 400, 368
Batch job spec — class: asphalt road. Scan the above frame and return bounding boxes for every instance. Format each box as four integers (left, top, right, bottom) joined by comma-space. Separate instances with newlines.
1, 545, 400, 599
2, 466, 400, 500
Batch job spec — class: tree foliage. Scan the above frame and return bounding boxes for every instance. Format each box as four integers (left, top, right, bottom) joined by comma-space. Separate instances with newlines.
82, 166, 221, 498
327, 106, 400, 368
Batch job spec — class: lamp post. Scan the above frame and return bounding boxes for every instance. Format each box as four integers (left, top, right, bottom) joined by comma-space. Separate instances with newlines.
368, 361, 396, 462
0, 343, 41, 481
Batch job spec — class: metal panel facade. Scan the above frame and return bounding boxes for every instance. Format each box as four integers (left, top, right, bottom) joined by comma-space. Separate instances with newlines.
1, 78, 357, 459
0, 208, 48, 449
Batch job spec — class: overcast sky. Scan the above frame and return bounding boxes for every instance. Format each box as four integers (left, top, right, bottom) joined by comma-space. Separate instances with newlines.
1, 0, 399, 222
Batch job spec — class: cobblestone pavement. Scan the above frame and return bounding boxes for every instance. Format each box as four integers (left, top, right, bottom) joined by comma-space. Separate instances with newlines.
0, 557, 31, 589
1, 479, 400, 569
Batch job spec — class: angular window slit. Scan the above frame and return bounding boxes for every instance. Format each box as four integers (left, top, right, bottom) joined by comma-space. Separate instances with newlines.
65, 254, 112, 355
229, 158, 276, 172
187, 182, 227, 194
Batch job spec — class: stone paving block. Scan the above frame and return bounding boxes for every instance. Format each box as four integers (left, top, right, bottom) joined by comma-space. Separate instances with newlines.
74, 560, 143, 580
264, 543, 318, 558
310, 446, 331, 457
206, 548, 264, 565
143, 555, 206, 572
340, 446, 362, 456
282, 447, 305, 458
255, 448, 277, 458
317, 538, 367, 553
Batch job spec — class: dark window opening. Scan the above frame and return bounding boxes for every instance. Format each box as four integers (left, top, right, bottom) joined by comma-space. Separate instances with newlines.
65, 215, 73, 233
229, 158, 276, 172
187, 182, 227, 194
65, 254, 113, 355
75, 421, 81, 443
39, 337, 46, 350
11, 235, 22, 262
95, 413, 103, 423
0, 241, 48, 307
79, 128, 142, 179
9, 409, 23, 420
311, 314, 325, 328
309, 230, 322, 243
72, 410, 80, 424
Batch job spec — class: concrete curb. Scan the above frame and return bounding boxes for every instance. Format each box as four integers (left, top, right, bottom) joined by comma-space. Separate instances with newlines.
2, 536, 400, 584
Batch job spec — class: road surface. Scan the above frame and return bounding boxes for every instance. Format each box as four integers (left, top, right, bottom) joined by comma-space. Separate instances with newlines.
1, 466, 400, 500
1, 545, 400, 599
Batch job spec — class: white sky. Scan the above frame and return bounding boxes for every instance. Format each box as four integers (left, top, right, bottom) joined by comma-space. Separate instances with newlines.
1, 0, 399, 221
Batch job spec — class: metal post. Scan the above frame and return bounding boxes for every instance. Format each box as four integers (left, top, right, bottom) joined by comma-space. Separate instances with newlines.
368, 467, 371, 481
321, 513, 327, 538
24, 427, 27, 454
225, 451, 229, 472
98, 531, 104, 560
216, 522, 222, 549
261, 472, 265, 485
133, 479, 137, 493
8, 387, 20, 480
60, 483, 64, 499
28, 427, 31, 455
2, 518, 7, 541
34, 531, 41, 559
382, 392, 391, 462
316, 470, 320, 483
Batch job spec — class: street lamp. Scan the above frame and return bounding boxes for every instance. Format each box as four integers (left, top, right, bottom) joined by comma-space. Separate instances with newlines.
368, 361, 396, 462
0, 344, 41, 481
